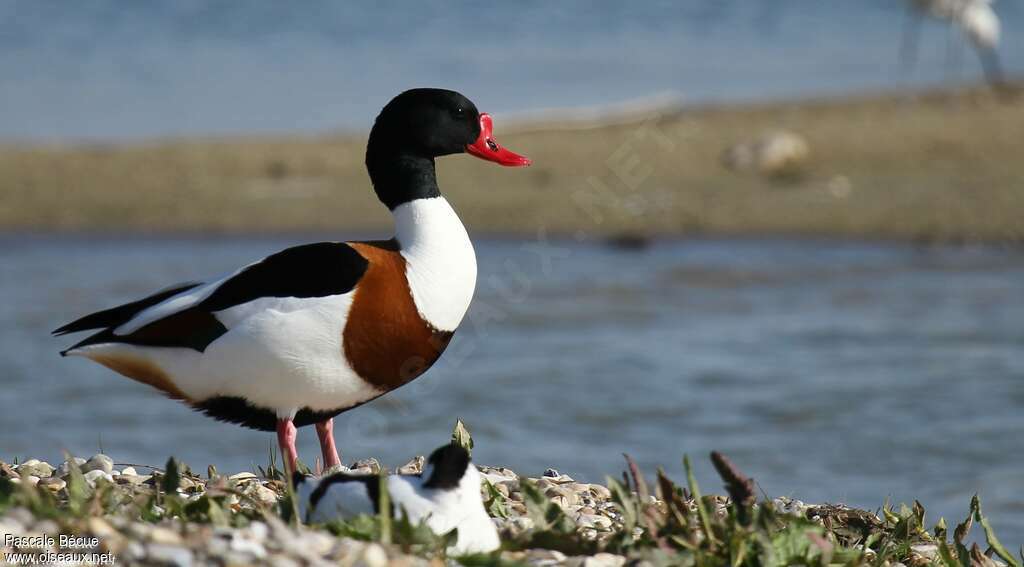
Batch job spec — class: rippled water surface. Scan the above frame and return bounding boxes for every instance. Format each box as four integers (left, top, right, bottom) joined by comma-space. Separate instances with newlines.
1, 234, 1022, 544
2, 1, 1023, 140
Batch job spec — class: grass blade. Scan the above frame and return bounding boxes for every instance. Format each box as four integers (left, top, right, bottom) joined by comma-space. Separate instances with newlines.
684, 455, 717, 547
378, 471, 392, 545
971, 495, 1021, 567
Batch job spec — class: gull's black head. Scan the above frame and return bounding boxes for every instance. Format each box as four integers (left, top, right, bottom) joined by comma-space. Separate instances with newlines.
422, 443, 471, 490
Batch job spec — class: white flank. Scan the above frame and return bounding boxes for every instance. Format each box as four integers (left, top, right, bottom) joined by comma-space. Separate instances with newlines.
69, 293, 382, 418
300, 465, 499, 554
393, 197, 477, 332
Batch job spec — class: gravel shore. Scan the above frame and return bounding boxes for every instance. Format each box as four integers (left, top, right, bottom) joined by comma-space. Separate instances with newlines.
2, 452, 1000, 567
3, 455, 630, 566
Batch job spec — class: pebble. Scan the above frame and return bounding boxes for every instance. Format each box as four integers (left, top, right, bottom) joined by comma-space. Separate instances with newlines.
910, 544, 939, 561
117, 473, 148, 485
297, 531, 335, 556
15, 459, 54, 478
268, 557, 301, 567
120, 466, 138, 476
360, 542, 389, 567
529, 549, 567, 566
347, 458, 381, 474
252, 484, 280, 505
583, 553, 627, 567
83, 469, 114, 487
0, 518, 23, 537
493, 482, 510, 498
148, 526, 184, 546
147, 543, 194, 567
721, 129, 810, 176
34, 519, 59, 535
6, 507, 34, 527
56, 457, 87, 477
230, 534, 268, 558
396, 455, 424, 475
228, 472, 257, 482
576, 514, 612, 530
82, 454, 114, 474
545, 486, 577, 508
249, 522, 269, 541
37, 476, 66, 492
773, 496, 808, 517
479, 466, 518, 480
87, 517, 118, 539
320, 464, 348, 475
587, 484, 611, 500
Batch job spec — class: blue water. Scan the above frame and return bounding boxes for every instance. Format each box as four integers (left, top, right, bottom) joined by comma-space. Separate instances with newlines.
0, 234, 1021, 546
1, 0, 1022, 141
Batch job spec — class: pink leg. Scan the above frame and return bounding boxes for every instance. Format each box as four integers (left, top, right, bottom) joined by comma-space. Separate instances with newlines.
276, 418, 298, 474
315, 418, 342, 469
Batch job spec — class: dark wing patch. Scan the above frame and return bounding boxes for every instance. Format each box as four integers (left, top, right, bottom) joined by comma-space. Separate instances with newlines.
58, 242, 369, 354
53, 283, 201, 336
62, 308, 229, 354
200, 242, 369, 312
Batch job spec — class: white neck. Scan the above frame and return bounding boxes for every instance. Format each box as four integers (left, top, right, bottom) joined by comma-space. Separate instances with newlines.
393, 197, 477, 332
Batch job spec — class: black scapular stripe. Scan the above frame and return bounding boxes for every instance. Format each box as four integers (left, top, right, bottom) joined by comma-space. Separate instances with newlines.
53, 283, 201, 336
308, 472, 392, 516
199, 242, 369, 312
55, 242, 369, 354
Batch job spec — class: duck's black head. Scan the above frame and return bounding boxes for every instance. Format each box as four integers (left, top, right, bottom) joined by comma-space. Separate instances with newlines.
422, 442, 472, 490
366, 88, 530, 210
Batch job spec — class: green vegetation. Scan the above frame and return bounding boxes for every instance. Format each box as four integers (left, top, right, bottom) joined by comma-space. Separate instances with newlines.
1, 423, 1020, 566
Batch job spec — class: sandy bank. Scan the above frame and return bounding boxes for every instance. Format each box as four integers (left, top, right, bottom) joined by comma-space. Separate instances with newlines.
1, 82, 1022, 243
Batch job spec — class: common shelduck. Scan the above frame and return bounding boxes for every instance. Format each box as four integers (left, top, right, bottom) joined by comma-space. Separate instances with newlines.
54, 89, 531, 472
295, 443, 499, 554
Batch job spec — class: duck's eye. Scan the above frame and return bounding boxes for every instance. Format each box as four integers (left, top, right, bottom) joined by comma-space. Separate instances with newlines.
454, 107, 465, 116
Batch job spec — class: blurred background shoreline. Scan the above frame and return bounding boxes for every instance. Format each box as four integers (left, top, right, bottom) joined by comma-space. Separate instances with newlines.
2, 81, 1023, 242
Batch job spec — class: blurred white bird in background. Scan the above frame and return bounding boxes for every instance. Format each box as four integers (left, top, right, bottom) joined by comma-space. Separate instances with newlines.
901, 0, 1003, 84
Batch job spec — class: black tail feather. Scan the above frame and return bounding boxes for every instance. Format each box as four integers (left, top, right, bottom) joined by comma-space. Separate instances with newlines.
53, 282, 200, 336
60, 328, 118, 355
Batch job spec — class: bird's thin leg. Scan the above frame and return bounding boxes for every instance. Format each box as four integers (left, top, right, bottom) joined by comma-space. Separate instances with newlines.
945, 24, 964, 77
276, 418, 299, 475
900, 7, 923, 71
977, 47, 1004, 87
315, 418, 342, 470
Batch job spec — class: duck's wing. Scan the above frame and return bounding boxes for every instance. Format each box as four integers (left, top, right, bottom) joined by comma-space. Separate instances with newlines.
52, 282, 202, 336
56, 242, 370, 354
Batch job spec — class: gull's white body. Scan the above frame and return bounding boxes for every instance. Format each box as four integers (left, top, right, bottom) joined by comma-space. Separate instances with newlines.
297, 465, 499, 555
